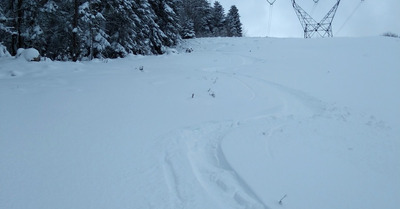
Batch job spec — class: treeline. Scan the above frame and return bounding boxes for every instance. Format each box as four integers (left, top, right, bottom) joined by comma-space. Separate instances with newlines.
0, 0, 242, 61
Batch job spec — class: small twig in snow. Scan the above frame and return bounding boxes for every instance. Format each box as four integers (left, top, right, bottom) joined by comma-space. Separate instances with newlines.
279, 194, 287, 205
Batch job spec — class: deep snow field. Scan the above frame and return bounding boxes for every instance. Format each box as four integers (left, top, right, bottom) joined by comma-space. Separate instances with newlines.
1, 37, 399, 209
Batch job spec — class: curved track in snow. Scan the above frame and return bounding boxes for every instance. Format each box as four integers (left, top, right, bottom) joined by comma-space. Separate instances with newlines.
160, 54, 329, 209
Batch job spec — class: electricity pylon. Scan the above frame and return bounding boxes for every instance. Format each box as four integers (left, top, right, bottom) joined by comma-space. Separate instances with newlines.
292, 0, 341, 38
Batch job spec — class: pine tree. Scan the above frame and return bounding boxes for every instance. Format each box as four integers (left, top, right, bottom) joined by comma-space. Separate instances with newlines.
79, 0, 110, 59
0, 2, 12, 46
180, 18, 195, 39
211, 1, 226, 37
194, 0, 212, 37
226, 5, 242, 37
20, 1, 42, 52
51, 0, 84, 61
149, 0, 181, 46
132, 0, 166, 54
175, 0, 194, 38
0, 0, 22, 55
103, 0, 139, 57
180, 0, 212, 37
0, 4, 8, 34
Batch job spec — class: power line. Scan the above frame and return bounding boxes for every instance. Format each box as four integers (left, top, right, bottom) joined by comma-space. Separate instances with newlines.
336, 1, 364, 35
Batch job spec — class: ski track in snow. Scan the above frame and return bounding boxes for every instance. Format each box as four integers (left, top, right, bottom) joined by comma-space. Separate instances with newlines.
162, 122, 269, 209
159, 70, 371, 209
160, 50, 334, 209
160, 41, 397, 209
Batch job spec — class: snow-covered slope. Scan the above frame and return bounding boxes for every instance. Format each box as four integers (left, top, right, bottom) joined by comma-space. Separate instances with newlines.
1, 37, 399, 209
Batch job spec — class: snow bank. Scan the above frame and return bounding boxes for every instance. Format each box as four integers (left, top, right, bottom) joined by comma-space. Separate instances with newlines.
0, 44, 11, 57
16, 48, 40, 61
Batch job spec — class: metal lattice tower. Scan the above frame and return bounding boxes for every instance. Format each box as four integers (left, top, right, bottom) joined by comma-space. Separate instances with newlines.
292, 0, 341, 38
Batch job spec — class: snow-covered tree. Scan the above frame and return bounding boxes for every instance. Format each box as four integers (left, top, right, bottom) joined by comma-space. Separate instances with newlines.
102, 0, 138, 57
0, 3, 12, 47
180, 18, 195, 39
131, 0, 166, 54
0, 0, 21, 55
19, 1, 43, 52
0, 4, 9, 35
211, 1, 226, 37
226, 5, 242, 37
79, 0, 110, 59
149, 0, 182, 46
179, 0, 212, 37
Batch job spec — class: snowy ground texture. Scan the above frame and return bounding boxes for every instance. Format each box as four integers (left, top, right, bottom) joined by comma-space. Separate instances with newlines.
1, 37, 399, 209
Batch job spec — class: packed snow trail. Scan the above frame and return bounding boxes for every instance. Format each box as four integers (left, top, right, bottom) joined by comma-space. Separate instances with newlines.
1, 37, 399, 209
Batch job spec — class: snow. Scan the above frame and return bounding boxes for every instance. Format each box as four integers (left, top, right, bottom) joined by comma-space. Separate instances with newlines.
42, 1, 58, 13
15, 48, 40, 61
0, 37, 399, 209
0, 44, 11, 57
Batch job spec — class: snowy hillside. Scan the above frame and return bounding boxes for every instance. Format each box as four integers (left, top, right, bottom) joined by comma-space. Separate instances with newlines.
1, 37, 399, 209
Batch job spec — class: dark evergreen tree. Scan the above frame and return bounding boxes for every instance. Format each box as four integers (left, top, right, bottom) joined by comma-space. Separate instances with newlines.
132, 0, 166, 54
0, 2, 13, 46
175, 0, 194, 38
226, 5, 242, 37
211, 1, 226, 37
149, 0, 181, 46
79, 0, 110, 59
20, 1, 45, 53
0, 4, 8, 35
195, 0, 212, 37
180, 0, 212, 37
0, 0, 22, 55
180, 18, 195, 39
103, 0, 140, 58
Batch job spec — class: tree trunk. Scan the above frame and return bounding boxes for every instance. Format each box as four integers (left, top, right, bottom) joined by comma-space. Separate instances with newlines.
89, 0, 94, 60
72, 0, 79, 61
16, 0, 24, 49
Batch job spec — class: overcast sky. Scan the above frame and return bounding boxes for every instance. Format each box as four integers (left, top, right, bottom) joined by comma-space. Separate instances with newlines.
212, 0, 400, 37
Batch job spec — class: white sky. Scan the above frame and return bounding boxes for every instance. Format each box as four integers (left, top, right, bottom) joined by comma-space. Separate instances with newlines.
212, 0, 400, 37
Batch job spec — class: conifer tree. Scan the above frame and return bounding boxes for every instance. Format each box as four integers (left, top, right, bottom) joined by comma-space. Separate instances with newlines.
211, 1, 226, 37
175, 0, 195, 38
226, 5, 242, 37
0, 3, 12, 46
180, 0, 212, 37
0, 4, 8, 34
0, 0, 22, 55
149, 0, 181, 46
79, 0, 110, 59
180, 18, 195, 39
103, 0, 140, 57
20, 1, 45, 53
132, 0, 166, 54
195, 0, 213, 37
